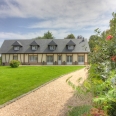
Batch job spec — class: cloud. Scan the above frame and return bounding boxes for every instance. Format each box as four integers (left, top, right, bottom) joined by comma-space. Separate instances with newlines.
0, 0, 112, 31
0, 0, 115, 19
0, 0, 115, 47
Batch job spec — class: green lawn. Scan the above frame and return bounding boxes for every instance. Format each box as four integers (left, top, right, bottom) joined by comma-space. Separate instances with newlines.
0, 66, 84, 105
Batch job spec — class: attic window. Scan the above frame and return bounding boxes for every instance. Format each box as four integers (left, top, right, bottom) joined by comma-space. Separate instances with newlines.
50, 45, 56, 50
14, 46, 20, 51
32, 45, 38, 50
68, 45, 74, 50
66, 40, 76, 50
12, 41, 22, 51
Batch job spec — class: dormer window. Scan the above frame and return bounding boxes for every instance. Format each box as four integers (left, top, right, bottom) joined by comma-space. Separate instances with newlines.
32, 45, 38, 50
48, 40, 57, 51
14, 46, 20, 51
50, 45, 55, 50
12, 41, 22, 51
68, 45, 74, 50
30, 41, 39, 51
66, 40, 76, 50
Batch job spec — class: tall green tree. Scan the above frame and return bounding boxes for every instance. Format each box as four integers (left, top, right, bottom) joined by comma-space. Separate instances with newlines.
33, 31, 54, 39
42, 31, 54, 39
88, 34, 101, 52
64, 34, 75, 39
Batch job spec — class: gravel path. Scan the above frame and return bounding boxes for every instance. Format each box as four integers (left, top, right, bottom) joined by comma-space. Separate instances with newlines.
0, 68, 89, 116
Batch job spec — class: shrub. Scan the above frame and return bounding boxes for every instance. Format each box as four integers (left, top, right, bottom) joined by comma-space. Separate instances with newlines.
10, 60, 20, 68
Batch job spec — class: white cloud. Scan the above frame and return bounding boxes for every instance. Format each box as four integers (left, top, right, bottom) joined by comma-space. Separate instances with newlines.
0, 0, 115, 19
0, 0, 116, 46
1, 0, 112, 32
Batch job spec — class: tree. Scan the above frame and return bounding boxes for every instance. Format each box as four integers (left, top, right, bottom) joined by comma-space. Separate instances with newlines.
42, 31, 54, 39
64, 34, 75, 39
88, 35, 101, 52
33, 31, 54, 39
34, 36, 43, 39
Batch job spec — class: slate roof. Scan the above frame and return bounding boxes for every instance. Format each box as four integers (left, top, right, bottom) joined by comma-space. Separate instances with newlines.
12, 41, 22, 46
30, 41, 39, 46
66, 40, 76, 46
0, 39, 90, 54
48, 40, 57, 46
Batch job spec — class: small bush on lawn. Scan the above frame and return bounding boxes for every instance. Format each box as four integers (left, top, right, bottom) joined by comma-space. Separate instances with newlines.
10, 60, 20, 68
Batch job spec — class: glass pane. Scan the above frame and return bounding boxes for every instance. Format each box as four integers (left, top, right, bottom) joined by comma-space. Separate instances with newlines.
14, 46, 19, 50
29, 55, 37, 62
50, 46, 55, 50
58, 56, 61, 60
50, 56, 53, 62
68, 46, 74, 50
14, 56, 18, 60
70, 56, 72, 62
78, 56, 84, 62
67, 56, 69, 62
32, 46, 37, 50
47, 56, 49, 62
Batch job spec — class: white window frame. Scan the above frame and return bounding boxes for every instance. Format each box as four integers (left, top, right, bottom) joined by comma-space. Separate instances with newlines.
67, 56, 72, 64
13, 55, 18, 60
32, 46, 37, 50
29, 55, 37, 62
68, 45, 74, 50
50, 46, 55, 50
14, 46, 20, 51
78, 55, 84, 65
47, 56, 53, 65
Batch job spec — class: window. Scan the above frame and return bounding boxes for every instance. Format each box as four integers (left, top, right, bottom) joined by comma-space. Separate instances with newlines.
68, 45, 74, 50
67, 56, 72, 62
14, 46, 20, 51
32, 46, 37, 50
58, 56, 61, 60
29, 55, 37, 62
47, 56, 53, 62
50, 46, 55, 50
13, 55, 18, 60
78, 56, 84, 62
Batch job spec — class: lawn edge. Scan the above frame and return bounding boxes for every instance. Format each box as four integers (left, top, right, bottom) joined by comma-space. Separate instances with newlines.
0, 67, 85, 109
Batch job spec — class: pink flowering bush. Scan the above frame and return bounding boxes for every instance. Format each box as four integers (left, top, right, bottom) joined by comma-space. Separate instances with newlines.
106, 35, 113, 40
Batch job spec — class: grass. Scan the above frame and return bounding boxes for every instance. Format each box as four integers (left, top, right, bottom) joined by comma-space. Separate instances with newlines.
0, 66, 84, 105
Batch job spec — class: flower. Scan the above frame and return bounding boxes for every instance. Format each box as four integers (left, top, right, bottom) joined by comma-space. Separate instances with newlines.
111, 56, 116, 61
106, 35, 113, 40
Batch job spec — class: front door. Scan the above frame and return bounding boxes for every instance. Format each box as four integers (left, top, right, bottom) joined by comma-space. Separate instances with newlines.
58, 56, 62, 65
67, 56, 72, 65
47, 56, 53, 65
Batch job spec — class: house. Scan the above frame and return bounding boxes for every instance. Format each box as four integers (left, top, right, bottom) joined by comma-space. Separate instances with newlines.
0, 39, 90, 65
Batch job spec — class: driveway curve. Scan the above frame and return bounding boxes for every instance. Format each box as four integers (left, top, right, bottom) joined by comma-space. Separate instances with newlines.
0, 68, 88, 116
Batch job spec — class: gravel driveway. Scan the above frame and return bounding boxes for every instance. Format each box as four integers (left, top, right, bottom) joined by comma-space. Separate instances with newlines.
0, 68, 89, 116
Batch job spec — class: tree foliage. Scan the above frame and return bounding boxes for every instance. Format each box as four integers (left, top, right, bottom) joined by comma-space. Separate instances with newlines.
34, 36, 43, 39
42, 31, 54, 39
67, 12, 116, 116
88, 35, 100, 52
34, 31, 54, 39
64, 34, 75, 39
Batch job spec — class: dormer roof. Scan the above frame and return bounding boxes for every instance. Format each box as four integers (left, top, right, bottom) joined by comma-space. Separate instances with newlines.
66, 40, 76, 46
30, 41, 39, 46
12, 41, 22, 46
48, 40, 57, 46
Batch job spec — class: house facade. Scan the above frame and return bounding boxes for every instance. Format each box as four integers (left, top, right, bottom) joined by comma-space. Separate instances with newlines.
0, 39, 90, 65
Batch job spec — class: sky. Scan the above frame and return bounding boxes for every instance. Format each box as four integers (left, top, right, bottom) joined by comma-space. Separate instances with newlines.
0, 0, 116, 47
